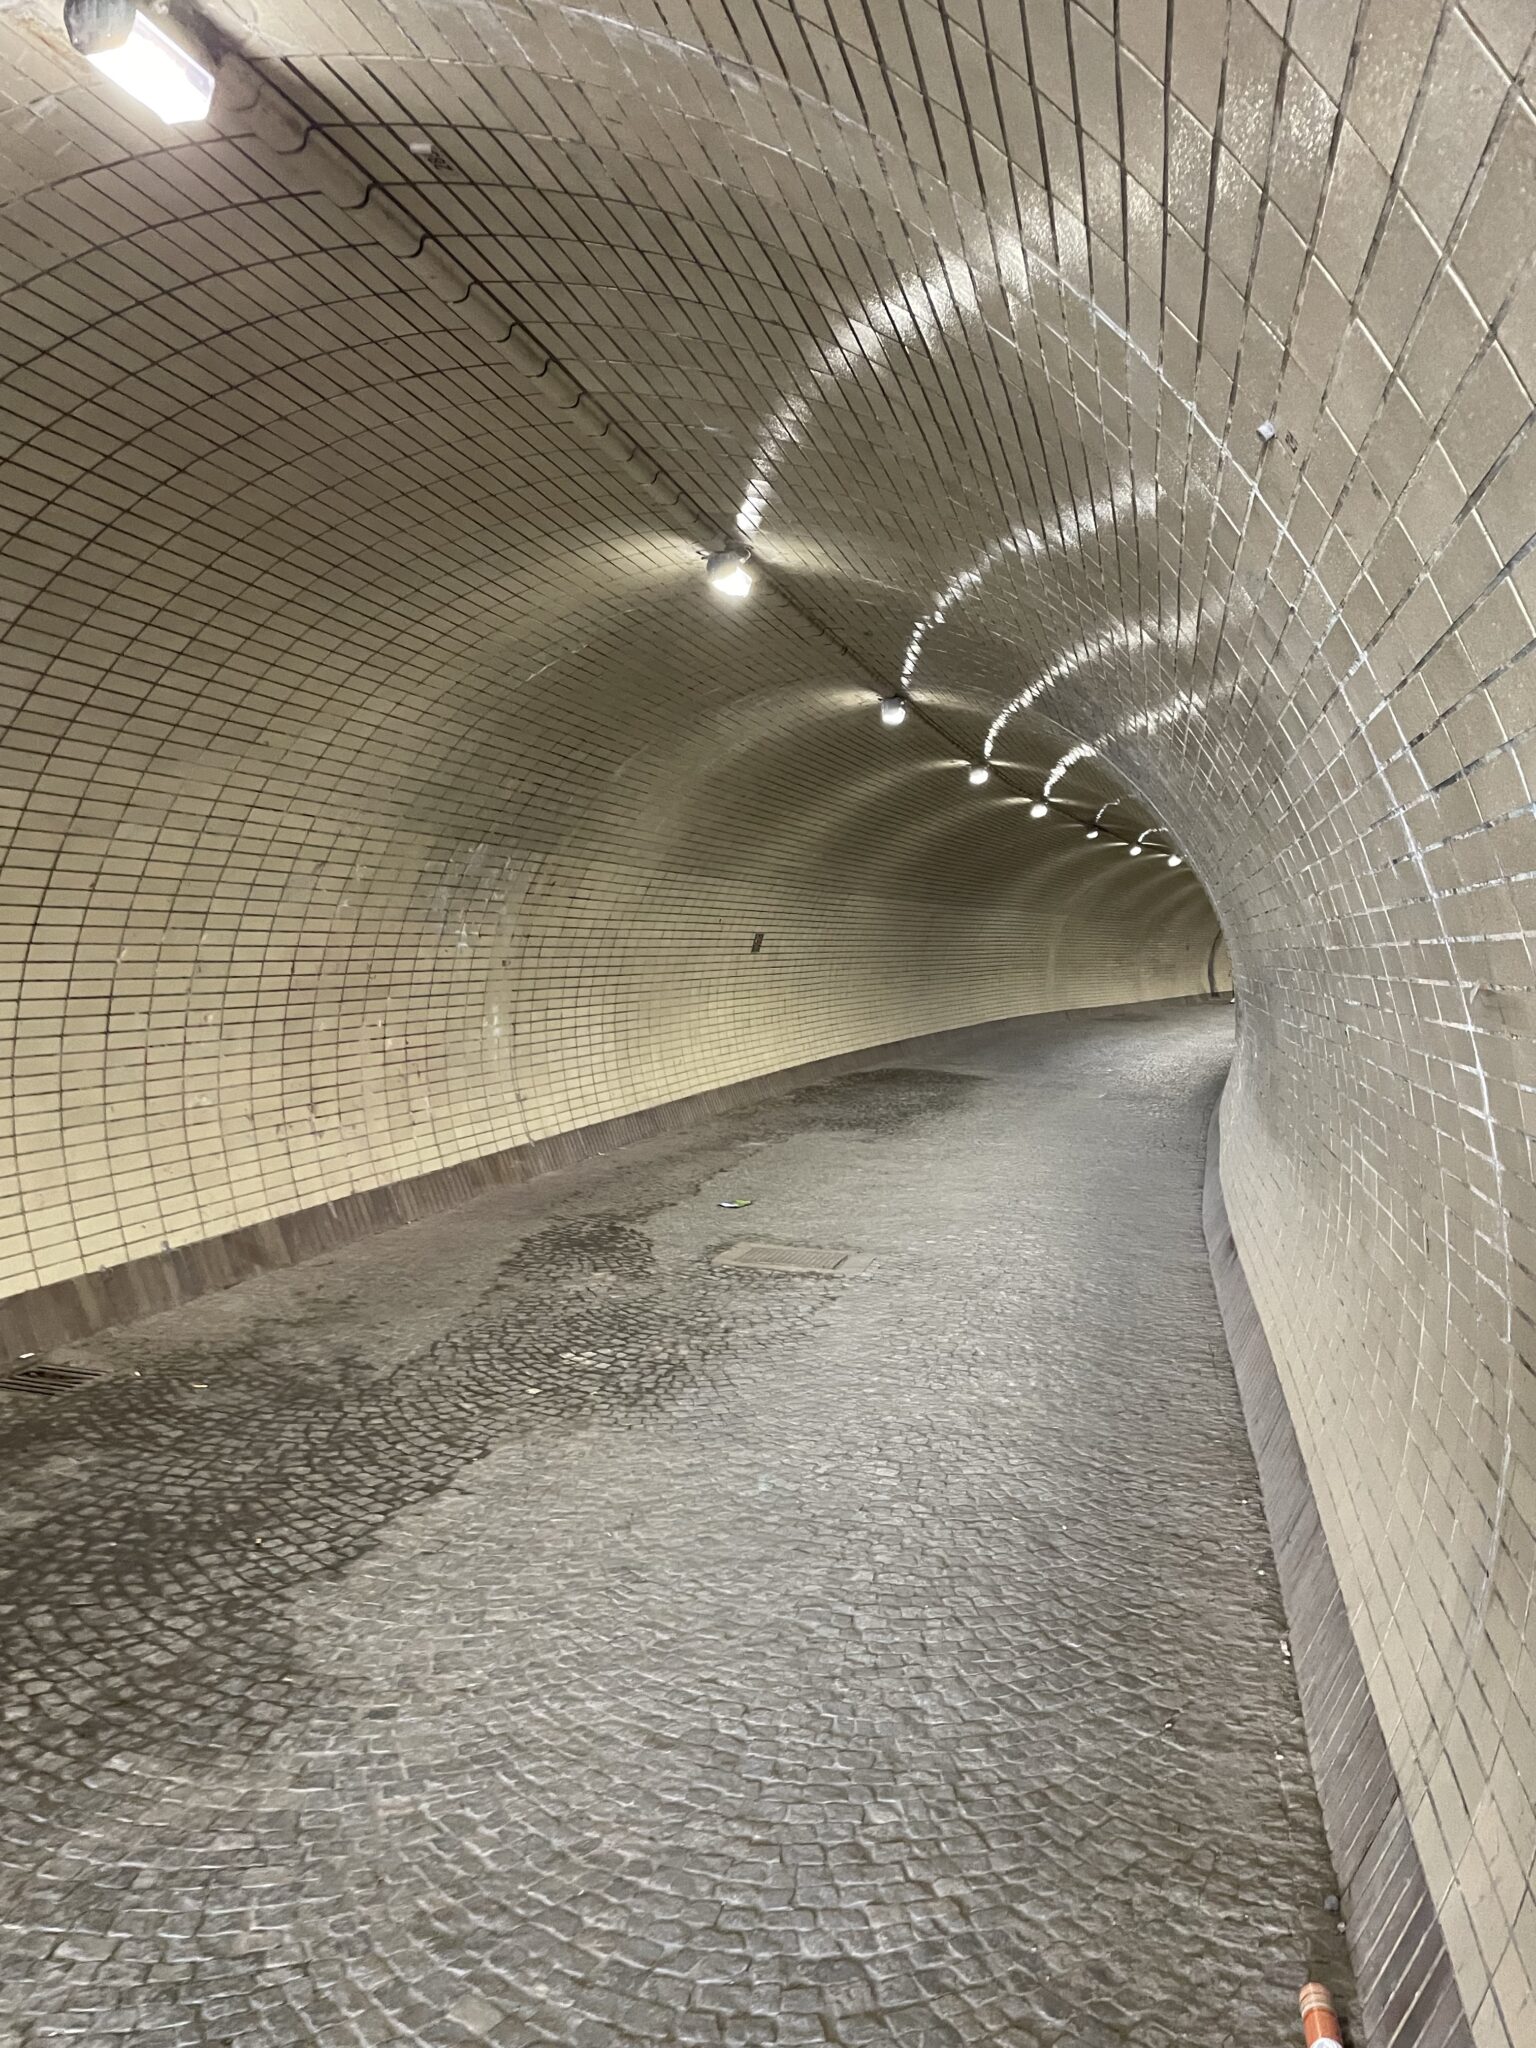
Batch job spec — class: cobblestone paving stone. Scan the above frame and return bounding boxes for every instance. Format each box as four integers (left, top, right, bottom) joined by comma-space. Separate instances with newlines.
0, 1004, 1352, 2046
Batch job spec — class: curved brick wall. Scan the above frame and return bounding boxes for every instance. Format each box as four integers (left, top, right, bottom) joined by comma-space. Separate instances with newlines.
0, 11, 1224, 1297
0, 1, 1531, 2039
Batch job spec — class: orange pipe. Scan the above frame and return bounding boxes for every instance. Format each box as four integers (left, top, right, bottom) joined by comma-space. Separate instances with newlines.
1299, 1983, 1343, 2046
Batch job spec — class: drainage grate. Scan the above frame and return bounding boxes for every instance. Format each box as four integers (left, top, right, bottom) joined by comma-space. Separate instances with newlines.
712, 1242, 881, 1276
0, 1359, 111, 1396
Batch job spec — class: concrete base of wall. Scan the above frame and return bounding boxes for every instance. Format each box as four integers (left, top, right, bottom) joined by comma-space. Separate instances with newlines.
1203, 1102, 1473, 2048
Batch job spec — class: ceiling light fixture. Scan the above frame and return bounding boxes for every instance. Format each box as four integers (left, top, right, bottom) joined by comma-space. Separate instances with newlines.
967, 764, 990, 786
1029, 801, 1049, 818
1085, 829, 1100, 840
1128, 844, 1143, 856
705, 547, 754, 599
1167, 854, 1183, 867
64, 0, 215, 122
879, 697, 907, 727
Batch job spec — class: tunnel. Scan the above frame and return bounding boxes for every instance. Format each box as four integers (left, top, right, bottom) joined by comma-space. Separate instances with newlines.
0, 2, 1530, 2044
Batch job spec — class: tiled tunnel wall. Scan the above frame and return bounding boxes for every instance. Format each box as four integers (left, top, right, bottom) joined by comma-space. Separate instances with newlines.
0, 270, 1217, 1289
1, 0, 1533, 2041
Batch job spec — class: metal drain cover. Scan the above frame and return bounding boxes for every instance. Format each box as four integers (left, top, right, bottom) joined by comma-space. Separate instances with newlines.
712, 1242, 880, 1276
0, 1359, 111, 1396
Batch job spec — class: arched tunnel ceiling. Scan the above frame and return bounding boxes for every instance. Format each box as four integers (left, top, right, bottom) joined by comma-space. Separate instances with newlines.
0, 0, 1264, 864
1, 7, 1534, 2040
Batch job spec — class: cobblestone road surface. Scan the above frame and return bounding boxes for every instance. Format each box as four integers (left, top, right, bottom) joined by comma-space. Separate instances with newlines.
0, 1003, 1350, 2046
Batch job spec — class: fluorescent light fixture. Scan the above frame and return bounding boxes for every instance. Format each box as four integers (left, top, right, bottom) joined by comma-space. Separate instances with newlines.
66, 0, 214, 123
967, 764, 990, 786
879, 697, 907, 727
705, 547, 754, 598
1029, 801, 1048, 819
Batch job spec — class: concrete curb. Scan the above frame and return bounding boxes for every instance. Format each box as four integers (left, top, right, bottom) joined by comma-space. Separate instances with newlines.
1204, 1098, 1473, 2048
